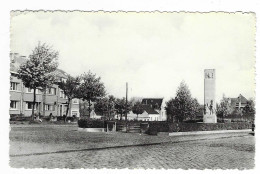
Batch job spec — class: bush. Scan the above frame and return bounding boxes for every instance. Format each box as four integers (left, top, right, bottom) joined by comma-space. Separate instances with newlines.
140, 123, 149, 133
78, 118, 105, 128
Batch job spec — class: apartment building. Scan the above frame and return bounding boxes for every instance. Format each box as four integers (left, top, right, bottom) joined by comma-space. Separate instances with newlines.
10, 53, 80, 118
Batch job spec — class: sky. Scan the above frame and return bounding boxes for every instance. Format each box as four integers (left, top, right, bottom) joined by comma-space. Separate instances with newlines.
10, 11, 256, 104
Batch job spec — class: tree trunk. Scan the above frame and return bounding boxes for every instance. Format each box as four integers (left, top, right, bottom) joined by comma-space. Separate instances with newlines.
88, 100, 91, 118
65, 98, 71, 122
42, 88, 46, 117
120, 113, 122, 120
32, 87, 36, 121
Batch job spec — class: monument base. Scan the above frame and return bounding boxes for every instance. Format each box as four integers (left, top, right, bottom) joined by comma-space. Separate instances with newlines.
203, 114, 217, 123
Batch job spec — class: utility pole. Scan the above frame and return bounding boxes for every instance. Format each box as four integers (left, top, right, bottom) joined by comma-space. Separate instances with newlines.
125, 82, 128, 132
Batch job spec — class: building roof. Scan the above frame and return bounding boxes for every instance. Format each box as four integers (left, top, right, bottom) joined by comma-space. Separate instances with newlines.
229, 94, 248, 107
238, 94, 248, 104
141, 98, 163, 109
142, 105, 159, 115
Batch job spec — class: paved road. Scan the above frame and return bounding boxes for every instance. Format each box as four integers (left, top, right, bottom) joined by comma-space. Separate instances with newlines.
10, 135, 254, 169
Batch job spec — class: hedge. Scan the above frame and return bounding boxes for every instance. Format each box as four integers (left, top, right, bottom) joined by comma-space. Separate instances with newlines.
168, 122, 251, 132
148, 122, 169, 132
78, 119, 105, 128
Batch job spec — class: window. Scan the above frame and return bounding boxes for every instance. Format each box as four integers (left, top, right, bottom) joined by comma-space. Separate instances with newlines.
53, 88, 56, 95
71, 111, 78, 117
46, 88, 56, 95
26, 102, 38, 110
36, 89, 42, 94
72, 99, 79, 104
10, 82, 18, 91
60, 91, 65, 98
26, 88, 33, 93
45, 104, 50, 111
10, 101, 18, 110
45, 104, 55, 111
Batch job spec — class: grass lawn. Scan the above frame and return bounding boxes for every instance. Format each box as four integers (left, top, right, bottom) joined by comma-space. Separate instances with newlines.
9, 124, 170, 156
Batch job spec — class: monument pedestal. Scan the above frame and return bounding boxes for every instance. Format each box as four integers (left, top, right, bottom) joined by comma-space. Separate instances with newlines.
203, 114, 217, 123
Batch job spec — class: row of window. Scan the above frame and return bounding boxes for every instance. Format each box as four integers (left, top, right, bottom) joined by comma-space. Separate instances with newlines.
10, 100, 79, 110
10, 101, 55, 111
10, 82, 68, 98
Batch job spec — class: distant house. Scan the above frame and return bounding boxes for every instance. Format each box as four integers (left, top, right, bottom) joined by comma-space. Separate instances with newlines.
141, 98, 166, 121
227, 94, 248, 110
137, 104, 160, 121
116, 98, 167, 121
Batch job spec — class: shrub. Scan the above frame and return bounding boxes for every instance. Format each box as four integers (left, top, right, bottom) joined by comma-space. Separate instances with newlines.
140, 123, 149, 133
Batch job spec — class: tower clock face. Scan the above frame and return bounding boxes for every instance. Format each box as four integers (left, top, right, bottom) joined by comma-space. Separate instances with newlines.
205, 71, 214, 79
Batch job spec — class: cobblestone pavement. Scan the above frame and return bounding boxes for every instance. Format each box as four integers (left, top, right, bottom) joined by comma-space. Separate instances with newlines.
10, 135, 254, 169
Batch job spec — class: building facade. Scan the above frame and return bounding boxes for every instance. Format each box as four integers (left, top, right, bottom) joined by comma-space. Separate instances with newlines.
10, 53, 80, 118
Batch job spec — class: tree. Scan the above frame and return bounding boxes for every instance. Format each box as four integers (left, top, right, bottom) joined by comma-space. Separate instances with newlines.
94, 95, 116, 120
242, 98, 255, 115
115, 98, 125, 120
132, 101, 144, 120
77, 71, 106, 117
94, 97, 109, 117
107, 95, 116, 120
115, 97, 132, 120
18, 43, 58, 120
216, 94, 232, 121
165, 81, 200, 123
57, 75, 80, 121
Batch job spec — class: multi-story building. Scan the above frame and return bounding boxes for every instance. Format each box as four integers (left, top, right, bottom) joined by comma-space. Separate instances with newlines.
9, 53, 80, 118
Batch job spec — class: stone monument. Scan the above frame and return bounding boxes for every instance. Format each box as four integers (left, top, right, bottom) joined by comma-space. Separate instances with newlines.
203, 69, 217, 123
